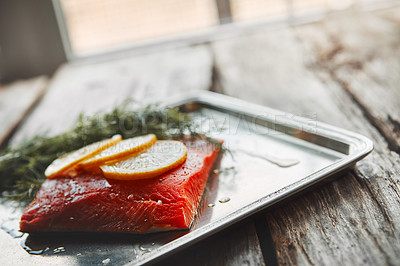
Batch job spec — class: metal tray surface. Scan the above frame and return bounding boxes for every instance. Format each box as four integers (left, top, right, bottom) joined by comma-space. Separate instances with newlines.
0, 92, 373, 265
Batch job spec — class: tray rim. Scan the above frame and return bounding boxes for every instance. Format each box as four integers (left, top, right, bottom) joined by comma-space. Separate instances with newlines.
132, 91, 374, 265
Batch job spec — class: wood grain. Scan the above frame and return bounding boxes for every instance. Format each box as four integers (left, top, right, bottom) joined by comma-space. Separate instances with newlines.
4, 6, 400, 266
299, 8, 400, 153
157, 222, 265, 266
10, 46, 214, 144
0, 76, 48, 147
211, 7, 400, 265
4, 46, 266, 265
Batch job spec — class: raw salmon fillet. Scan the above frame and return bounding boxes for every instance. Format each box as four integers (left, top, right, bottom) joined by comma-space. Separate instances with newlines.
20, 139, 220, 233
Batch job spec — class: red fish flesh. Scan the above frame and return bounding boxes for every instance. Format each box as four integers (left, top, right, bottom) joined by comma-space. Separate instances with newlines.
20, 139, 220, 233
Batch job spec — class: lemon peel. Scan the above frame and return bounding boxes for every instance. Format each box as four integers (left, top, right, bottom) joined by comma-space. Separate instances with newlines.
78, 134, 157, 169
100, 140, 187, 180
44, 135, 122, 179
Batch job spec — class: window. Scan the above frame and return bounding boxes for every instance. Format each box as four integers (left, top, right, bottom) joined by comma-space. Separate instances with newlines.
53, 0, 388, 59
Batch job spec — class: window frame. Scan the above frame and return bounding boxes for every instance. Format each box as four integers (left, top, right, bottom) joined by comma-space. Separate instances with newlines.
51, 0, 396, 62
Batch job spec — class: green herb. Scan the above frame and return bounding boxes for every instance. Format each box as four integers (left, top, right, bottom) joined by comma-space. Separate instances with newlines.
0, 102, 215, 204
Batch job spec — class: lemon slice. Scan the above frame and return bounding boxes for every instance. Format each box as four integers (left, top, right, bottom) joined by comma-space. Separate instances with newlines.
100, 140, 187, 180
78, 134, 157, 169
45, 135, 122, 179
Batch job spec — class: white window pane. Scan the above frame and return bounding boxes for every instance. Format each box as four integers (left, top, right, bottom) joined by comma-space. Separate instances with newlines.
60, 0, 219, 54
231, 0, 287, 21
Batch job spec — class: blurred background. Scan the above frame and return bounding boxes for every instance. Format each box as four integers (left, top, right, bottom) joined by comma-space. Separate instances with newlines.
1, 2, 400, 266
0, 0, 395, 82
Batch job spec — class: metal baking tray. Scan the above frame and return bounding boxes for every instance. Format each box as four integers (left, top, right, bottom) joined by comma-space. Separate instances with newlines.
0, 92, 373, 265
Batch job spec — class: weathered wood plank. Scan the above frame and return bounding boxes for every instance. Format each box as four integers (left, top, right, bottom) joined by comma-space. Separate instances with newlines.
3, 46, 265, 265
10, 46, 214, 143
211, 7, 400, 265
210, 29, 347, 125
0, 76, 48, 146
157, 222, 265, 266
300, 8, 400, 153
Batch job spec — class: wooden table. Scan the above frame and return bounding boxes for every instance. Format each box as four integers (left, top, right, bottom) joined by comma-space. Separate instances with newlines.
1, 7, 400, 266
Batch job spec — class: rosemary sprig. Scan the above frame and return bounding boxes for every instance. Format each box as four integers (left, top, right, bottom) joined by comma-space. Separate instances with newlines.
0, 102, 202, 204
